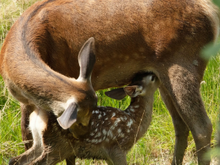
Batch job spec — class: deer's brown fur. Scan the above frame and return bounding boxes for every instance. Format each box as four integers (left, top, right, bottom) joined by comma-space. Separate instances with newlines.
0, 0, 219, 164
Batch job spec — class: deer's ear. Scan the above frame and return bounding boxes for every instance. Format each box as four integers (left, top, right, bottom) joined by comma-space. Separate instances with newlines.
57, 102, 78, 129
124, 85, 138, 97
105, 88, 127, 100
78, 37, 96, 81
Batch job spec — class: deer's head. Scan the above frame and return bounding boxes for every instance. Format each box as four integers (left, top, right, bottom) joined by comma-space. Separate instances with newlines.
57, 38, 97, 132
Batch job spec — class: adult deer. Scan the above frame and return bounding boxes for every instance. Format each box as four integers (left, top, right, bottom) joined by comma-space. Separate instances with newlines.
0, 0, 219, 164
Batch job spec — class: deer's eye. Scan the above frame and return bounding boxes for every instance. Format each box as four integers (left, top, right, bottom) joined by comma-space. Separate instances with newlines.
151, 75, 155, 82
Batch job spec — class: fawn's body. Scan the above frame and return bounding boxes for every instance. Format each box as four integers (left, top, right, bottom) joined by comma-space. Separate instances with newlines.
10, 73, 159, 165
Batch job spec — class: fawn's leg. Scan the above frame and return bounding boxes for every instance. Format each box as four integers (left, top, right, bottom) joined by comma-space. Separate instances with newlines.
160, 64, 212, 165
31, 153, 76, 165
107, 149, 127, 165
66, 157, 76, 165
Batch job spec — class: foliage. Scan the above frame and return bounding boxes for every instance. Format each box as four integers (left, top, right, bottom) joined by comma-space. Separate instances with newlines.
201, 39, 220, 60
213, 0, 220, 8
201, 0, 220, 59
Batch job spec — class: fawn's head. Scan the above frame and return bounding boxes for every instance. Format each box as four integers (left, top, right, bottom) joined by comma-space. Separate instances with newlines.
105, 72, 160, 100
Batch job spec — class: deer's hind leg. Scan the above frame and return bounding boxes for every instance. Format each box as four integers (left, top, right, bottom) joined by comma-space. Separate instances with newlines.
9, 109, 48, 165
29, 112, 76, 165
20, 104, 34, 150
159, 64, 212, 165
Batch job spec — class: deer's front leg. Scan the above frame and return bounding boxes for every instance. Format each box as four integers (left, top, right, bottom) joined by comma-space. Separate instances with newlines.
159, 85, 189, 165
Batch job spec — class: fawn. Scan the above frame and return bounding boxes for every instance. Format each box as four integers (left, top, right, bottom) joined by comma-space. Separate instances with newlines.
10, 72, 160, 165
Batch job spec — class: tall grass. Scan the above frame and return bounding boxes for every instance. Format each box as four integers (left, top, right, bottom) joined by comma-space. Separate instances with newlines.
0, 0, 220, 164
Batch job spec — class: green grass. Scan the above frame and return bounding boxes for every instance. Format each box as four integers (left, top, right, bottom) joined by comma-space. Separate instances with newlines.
0, 0, 220, 164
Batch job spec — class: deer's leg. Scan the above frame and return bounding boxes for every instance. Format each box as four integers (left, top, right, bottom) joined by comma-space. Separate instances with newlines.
9, 109, 48, 165
160, 64, 212, 165
29, 115, 76, 165
21, 104, 34, 150
159, 85, 189, 165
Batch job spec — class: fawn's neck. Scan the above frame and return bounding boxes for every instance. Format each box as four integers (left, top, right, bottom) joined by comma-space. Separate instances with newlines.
125, 95, 154, 138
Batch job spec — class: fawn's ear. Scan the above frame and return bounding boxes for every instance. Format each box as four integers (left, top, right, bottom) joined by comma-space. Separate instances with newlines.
123, 85, 138, 97
105, 88, 127, 100
57, 102, 78, 129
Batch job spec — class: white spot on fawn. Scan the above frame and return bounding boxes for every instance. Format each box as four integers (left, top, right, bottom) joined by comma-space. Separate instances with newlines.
108, 130, 113, 138
130, 107, 135, 112
119, 133, 125, 138
112, 112, 116, 117
103, 129, 107, 135
111, 125, 116, 130
127, 119, 133, 128
91, 139, 98, 144
134, 105, 139, 108
95, 132, 101, 138
114, 118, 121, 127
102, 136, 106, 141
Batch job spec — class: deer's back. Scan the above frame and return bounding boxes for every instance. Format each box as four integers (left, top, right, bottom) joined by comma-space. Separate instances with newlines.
0, 0, 219, 89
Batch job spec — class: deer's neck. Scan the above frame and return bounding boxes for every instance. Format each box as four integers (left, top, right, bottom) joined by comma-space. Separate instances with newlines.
125, 95, 154, 138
